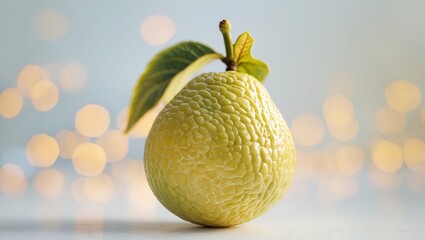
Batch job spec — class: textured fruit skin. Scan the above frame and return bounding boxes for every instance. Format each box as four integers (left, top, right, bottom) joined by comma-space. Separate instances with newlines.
144, 71, 296, 227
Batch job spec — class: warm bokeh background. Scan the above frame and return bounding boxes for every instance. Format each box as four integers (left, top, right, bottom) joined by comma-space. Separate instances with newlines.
1, 0, 424, 229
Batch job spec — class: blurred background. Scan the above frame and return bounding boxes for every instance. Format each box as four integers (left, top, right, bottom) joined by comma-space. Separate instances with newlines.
0, 0, 424, 231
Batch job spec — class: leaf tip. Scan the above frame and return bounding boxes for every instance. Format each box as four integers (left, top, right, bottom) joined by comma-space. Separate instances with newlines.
124, 121, 133, 135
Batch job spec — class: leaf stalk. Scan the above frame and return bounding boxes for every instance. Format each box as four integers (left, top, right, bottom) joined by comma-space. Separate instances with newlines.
219, 19, 236, 71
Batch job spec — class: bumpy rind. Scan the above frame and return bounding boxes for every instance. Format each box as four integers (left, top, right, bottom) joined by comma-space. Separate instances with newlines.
144, 71, 296, 227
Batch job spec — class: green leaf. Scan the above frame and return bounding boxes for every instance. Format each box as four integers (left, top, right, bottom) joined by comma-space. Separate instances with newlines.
160, 53, 222, 103
125, 41, 222, 133
233, 32, 269, 82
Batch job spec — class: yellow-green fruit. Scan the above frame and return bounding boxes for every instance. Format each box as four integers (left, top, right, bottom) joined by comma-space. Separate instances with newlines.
144, 71, 296, 227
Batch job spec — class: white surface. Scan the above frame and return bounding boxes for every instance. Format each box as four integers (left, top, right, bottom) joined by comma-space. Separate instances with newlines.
1, 219, 424, 240
1, 185, 424, 240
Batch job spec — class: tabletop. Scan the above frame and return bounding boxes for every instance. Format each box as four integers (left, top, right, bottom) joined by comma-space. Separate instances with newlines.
1, 219, 424, 240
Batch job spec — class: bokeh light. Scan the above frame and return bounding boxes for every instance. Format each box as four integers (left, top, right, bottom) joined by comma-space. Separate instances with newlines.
323, 94, 354, 127
374, 107, 406, 135
116, 107, 129, 131
0, 163, 27, 197
96, 130, 129, 162
17, 64, 50, 97
117, 103, 164, 137
327, 118, 359, 142
372, 140, 404, 173
385, 80, 421, 113
294, 151, 314, 180
368, 166, 402, 191
140, 15, 176, 46
335, 145, 365, 176
34, 168, 64, 199
323, 94, 358, 142
110, 159, 157, 216
83, 174, 115, 204
308, 151, 336, 177
29, 80, 59, 112
26, 134, 59, 168
421, 107, 425, 125
56, 131, 90, 159
111, 160, 144, 185
126, 183, 157, 217
290, 113, 325, 147
0, 88, 23, 119
71, 143, 106, 177
403, 138, 425, 172
1, 146, 35, 177
34, 9, 68, 42
59, 62, 87, 93
75, 104, 110, 138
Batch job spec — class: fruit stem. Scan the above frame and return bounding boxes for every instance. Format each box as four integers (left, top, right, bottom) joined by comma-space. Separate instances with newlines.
219, 19, 236, 71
